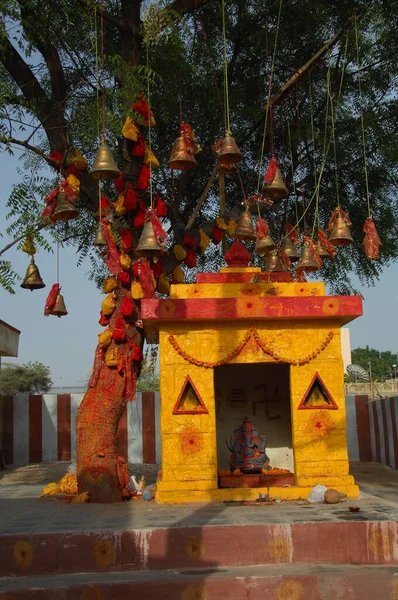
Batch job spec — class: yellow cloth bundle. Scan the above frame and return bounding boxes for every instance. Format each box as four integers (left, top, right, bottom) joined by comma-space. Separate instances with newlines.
122, 116, 139, 141
199, 228, 210, 252
172, 265, 185, 284
157, 273, 170, 295
144, 147, 160, 168
131, 281, 144, 300
66, 174, 80, 194
101, 293, 117, 316
120, 253, 132, 270
71, 149, 88, 171
105, 347, 120, 367
98, 329, 112, 348
102, 276, 117, 294
174, 244, 187, 261
113, 194, 127, 216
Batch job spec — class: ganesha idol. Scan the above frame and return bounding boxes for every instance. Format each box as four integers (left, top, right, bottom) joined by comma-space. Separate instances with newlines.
226, 417, 270, 474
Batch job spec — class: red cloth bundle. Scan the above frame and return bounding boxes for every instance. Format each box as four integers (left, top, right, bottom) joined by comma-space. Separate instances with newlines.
98, 311, 110, 326
155, 193, 168, 217
44, 283, 60, 316
131, 341, 143, 362
103, 225, 122, 275
148, 209, 167, 250
318, 229, 337, 258
133, 94, 151, 120
120, 229, 134, 252
133, 258, 155, 298
151, 259, 163, 279
363, 217, 381, 259
212, 226, 223, 245
124, 185, 138, 211
132, 135, 145, 157
114, 173, 125, 193
113, 317, 127, 342
256, 218, 270, 238
183, 234, 197, 249
120, 294, 135, 318
118, 270, 131, 286
264, 157, 277, 185
137, 166, 150, 191
133, 201, 146, 227
184, 250, 197, 268
66, 164, 79, 177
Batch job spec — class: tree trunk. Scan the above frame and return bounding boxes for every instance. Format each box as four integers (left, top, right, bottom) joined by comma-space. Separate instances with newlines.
76, 364, 126, 503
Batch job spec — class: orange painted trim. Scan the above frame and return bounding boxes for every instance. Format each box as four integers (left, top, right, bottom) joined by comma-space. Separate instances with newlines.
173, 375, 209, 415
297, 372, 338, 410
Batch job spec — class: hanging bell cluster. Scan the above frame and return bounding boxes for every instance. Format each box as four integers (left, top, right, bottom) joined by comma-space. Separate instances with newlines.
295, 240, 320, 273
329, 214, 353, 246
281, 235, 300, 262
93, 223, 107, 247
315, 240, 331, 259
264, 249, 287, 272
20, 257, 45, 291
217, 132, 242, 168
255, 233, 276, 255
168, 137, 197, 171
230, 207, 256, 241
135, 220, 163, 263
50, 294, 68, 318
52, 188, 79, 223
262, 162, 288, 202
91, 141, 121, 180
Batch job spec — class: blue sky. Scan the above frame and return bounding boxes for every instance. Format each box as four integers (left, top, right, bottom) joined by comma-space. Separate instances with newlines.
1, 152, 397, 386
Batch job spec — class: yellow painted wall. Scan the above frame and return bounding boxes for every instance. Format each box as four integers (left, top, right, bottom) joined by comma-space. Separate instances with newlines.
158, 318, 357, 502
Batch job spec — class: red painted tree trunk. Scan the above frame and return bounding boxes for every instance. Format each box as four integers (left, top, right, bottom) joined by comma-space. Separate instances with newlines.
76, 364, 126, 503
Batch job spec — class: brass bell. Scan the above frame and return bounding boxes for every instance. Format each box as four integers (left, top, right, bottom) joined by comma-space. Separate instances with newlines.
217, 133, 242, 167
52, 188, 79, 222
230, 207, 256, 241
93, 223, 107, 247
50, 293, 68, 318
315, 240, 331, 259
91, 141, 121, 180
262, 164, 288, 202
281, 235, 300, 262
20, 257, 45, 291
168, 137, 197, 170
329, 215, 353, 246
255, 233, 276, 255
295, 240, 320, 272
264, 249, 287, 272
135, 220, 162, 262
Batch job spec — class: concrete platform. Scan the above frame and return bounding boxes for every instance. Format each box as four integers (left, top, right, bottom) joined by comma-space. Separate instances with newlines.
0, 462, 397, 598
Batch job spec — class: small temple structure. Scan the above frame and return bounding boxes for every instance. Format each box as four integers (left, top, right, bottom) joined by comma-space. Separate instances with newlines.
141, 243, 363, 503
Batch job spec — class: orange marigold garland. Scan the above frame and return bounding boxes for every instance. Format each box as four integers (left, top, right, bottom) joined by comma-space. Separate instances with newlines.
168, 328, 334, 368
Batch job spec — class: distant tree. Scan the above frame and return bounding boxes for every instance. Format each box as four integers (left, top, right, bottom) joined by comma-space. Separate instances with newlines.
137, 347, 159, 392
0, 361, 52, 395
351, 346, 396, 380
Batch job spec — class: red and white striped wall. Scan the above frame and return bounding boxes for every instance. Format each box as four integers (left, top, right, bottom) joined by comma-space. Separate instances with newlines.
0, 392, 161, 466
2, 393, 398, 470
346, 395, 398, 468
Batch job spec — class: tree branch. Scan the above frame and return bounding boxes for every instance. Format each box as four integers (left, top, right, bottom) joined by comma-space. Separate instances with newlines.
76, 0, 126, 31
0, 222, 46, 257
169, 0, 213, 17
0, 136, 59, 167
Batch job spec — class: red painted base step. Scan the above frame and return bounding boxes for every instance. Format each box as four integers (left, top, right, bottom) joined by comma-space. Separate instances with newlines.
1, 563, 397, 599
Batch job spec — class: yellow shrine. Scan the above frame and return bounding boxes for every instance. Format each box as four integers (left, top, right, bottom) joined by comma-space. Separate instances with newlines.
142, 252, 362, 504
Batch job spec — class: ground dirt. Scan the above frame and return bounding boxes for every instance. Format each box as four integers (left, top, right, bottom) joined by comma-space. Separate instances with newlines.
0, 461, 159, 486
